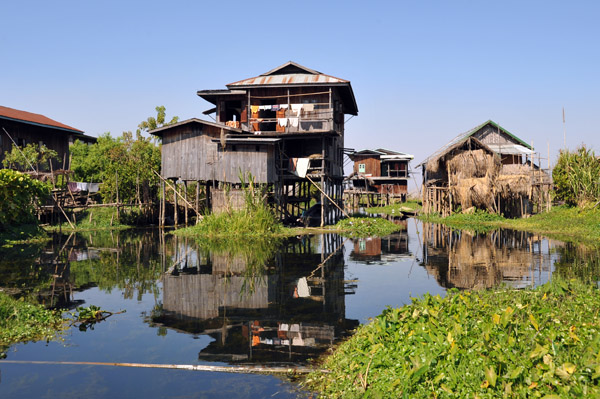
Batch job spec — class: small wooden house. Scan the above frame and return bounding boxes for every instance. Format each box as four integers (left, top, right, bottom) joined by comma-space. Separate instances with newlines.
348, 148, 413, 201
0, 105, 96, 170
419, 120, 551, 217
151, 61, 358, 226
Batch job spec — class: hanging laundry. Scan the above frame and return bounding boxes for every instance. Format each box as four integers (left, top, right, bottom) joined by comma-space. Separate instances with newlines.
289, 117, 299, 128
278, 118, 288, 127
297, 277, 310, 297
289, 324, 300, 332
303, 104, 315, 112
280, 104, 289, 109
295, 158, 310, 178
291, 104, 303, 116
67, 182, 79, 192
271, 104, 280, 111
259, 105, 271, 111
251, 105, 259, 114
77, 182, 88, 191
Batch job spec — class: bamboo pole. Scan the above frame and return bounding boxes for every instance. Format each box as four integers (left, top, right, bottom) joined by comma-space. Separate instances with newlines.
306, 175, 349, 218
0, 360, 322, 374
153, 170, 202, 219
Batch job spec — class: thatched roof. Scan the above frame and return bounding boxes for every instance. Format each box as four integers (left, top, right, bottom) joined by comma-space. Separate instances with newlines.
424, 136, 498, 174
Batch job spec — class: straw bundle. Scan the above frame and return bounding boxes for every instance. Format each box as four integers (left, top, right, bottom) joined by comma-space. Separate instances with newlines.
447, 149, 500, 179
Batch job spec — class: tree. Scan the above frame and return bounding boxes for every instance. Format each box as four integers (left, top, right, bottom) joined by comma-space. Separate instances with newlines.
137, 105, 179, 135
2, 143, 58, 172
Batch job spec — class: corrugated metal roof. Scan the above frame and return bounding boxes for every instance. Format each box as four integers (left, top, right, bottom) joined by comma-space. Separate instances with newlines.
228, 73, 348, 87
0, 105, 83, 133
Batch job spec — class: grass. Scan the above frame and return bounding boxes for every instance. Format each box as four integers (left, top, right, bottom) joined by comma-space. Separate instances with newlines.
365, 199, 422, 216
334, 217, 404, 238
419, 206, 600, 246
0, 292, 65, 355
176, 205, 284, 239
305, 279, 600, 398
44, 206, 142, 232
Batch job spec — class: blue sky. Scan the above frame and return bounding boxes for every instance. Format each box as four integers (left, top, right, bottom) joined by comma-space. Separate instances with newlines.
2, 0, 599, 184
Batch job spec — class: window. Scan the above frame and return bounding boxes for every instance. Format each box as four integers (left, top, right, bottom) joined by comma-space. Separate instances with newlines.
358, 163, 366, 173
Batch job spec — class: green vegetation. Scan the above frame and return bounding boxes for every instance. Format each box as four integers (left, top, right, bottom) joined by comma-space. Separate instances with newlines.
2, 143, 57, 172
421, 206, 600, 246
306, 279, 600, 398
70, 106, 177, 205
366, 199, 422, 216
0, 170, 50, 236
45, 206, 148, 232
553, 145, 600, 207
335, 217, 404, 238
0, 292, 64, 353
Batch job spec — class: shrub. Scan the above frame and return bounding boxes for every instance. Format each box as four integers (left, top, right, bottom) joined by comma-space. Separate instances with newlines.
0, 170, 50, 229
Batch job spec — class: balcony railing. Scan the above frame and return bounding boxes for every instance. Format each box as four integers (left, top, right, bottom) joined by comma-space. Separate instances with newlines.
248, 104, 337, 134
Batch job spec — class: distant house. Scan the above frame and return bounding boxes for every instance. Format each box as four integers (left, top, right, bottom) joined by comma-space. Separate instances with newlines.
348, 148, 414, 201
0, 105, 96, 170
151, 61, 358, 226
419, 120, 551, 217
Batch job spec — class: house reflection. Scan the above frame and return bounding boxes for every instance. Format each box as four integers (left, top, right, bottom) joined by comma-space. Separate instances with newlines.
350, 218, 411, 264
420, 223, 554, 289
153, 233, 358, 364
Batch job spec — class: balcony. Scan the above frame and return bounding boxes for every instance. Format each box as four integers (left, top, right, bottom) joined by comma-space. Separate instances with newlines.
248, 104, 337, 134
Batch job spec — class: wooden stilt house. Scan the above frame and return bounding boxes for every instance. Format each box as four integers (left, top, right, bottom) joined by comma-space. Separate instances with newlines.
347, 148, 413, 204
151, 61, 358, 226
419, 120, 551, 217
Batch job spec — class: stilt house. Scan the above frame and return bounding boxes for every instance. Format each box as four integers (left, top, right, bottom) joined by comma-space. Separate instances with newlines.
0, 105, 96, 170
348, 148, 413, 201
150, 61, 358, 226
419, 120, 551, 217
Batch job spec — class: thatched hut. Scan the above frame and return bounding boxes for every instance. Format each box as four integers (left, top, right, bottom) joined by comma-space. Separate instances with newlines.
419, 120, 552, 217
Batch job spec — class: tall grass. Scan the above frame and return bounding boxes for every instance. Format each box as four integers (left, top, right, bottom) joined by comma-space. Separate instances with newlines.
553, 145, 600, 207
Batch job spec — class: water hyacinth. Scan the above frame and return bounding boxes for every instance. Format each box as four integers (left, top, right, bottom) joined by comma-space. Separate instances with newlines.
306, 279, 600, 398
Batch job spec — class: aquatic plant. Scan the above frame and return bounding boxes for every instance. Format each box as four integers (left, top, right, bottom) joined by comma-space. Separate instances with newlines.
306, 279, 600, 398
0, 292, 64, 353
335, 217, 404, 238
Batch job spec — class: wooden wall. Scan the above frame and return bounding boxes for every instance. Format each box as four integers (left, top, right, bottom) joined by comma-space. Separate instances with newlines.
161, 123, 277, 183
352, 155, 380, 176
474, 125, 521, 146
0, 119, 72, 170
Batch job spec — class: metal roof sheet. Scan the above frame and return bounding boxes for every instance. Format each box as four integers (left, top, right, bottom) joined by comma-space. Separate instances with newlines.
0, 105, 83, 134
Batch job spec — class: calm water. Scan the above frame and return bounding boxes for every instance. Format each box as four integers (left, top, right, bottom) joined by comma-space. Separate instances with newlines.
0, 220, 596, 398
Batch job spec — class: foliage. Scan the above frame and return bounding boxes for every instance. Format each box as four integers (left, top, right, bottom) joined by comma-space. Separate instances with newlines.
420, 209, 505, 233
137, 105, 179, 135
0, 169, 50, 230
2, 143, 58, 172
177, 172, 284, 239
553, 146, 600, 207
70, 131, 161, 204
47, 206, 148, 231
70, 106, 177, 206
0, 292, 64, 352
306, 279, 600, 398
70, 305, 125, 331
335, 217, 404, 238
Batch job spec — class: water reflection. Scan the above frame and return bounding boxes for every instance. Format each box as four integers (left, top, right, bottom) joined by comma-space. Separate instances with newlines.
420, 223, 558, 289
350, 219, 411, 264
153, 234, 358, 364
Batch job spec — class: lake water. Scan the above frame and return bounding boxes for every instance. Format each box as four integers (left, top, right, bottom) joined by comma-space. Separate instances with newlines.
0, 219, 596, 398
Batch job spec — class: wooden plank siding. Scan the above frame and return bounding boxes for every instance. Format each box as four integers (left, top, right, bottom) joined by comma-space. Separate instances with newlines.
161, 123, 277, 183
352, 155, 380, 177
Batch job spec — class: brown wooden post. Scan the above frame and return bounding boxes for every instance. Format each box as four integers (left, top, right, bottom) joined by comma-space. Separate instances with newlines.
184, 181, 189, 225
173, 179, 178, 226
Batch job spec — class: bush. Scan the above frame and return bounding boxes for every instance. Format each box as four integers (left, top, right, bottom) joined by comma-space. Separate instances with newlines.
0, 170, 50, 229
553, 146, 600, 207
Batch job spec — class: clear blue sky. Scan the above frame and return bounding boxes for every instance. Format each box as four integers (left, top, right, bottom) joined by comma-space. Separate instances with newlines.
2, 0, 599, 186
